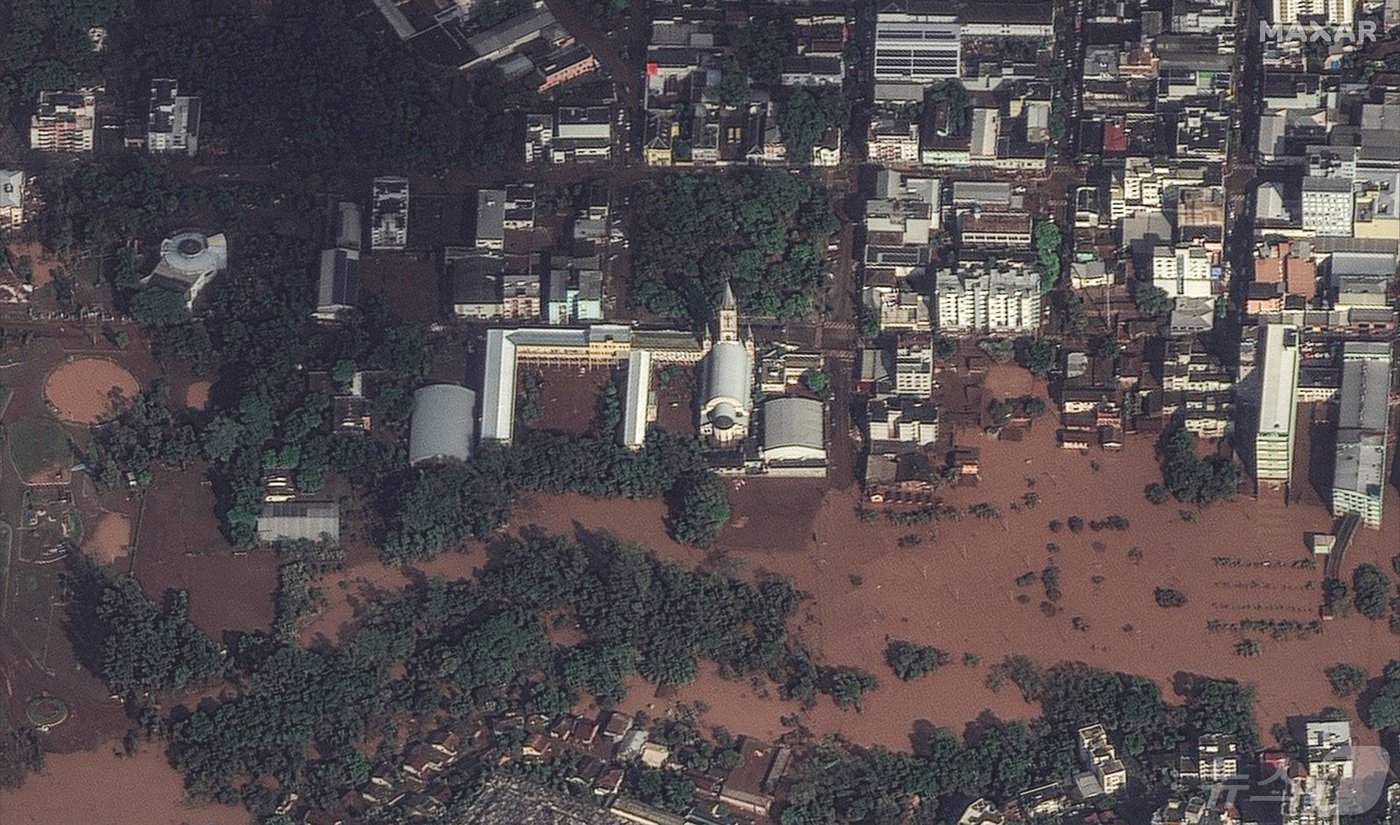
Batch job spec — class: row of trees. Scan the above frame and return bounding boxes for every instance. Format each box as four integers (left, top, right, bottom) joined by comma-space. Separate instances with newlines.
379, 430, 728, 561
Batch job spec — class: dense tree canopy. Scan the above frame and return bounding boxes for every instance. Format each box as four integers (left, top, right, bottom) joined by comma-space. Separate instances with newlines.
1156, 426, 1241, 506
778, 88, 849, 163
127, 0, 510, 168
630, 170, 837, 324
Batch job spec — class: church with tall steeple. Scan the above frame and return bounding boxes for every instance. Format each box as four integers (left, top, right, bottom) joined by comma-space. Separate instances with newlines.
699, 282, 755, 443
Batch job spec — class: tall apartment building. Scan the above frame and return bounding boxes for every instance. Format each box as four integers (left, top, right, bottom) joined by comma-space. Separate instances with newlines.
1301, 177, 1355, 238
1271, 0, 1353, 24
1151, 245, 1215, 298
1332, 342, 1391, 529
146, 78, 201, 156
894, 340, 934, 395
934, 260, 1042, 334
1255, 324, 1301, 484
29, 89, 96, 153
873, 12, 961, 84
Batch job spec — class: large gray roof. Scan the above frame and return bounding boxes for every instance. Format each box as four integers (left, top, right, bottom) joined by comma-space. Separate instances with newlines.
409, 384, 476, 465
762, 397, 825, 452
704, 341, 753, 412
257, 502, 340, 543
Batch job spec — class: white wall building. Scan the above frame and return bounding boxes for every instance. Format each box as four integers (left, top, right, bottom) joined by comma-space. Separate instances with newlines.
934, 260, 1042, 334
1255, 324, 1301, 484
1301, 177, 1355, 238
1151, 245, 1216, 298
147, 78, 201, 156
1271, 0, 1353, 24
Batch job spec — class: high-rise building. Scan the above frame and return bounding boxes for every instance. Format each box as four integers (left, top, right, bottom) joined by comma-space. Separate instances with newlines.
1255, 324, 1301, 484
1271, 0, 1354, 24
29, 89, 96, 153
1301, 177, 1355, 238
1332, 342, 1391, 529
934, 260, 1042, 334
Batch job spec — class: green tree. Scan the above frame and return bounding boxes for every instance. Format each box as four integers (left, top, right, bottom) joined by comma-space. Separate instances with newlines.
669, 471, 731, 547
1033, 222, 1062, 293
1326, 663, 1367, 698
1132, 282, 1172, 317
1351, 564, 1391, 619
885, 639, 950, 681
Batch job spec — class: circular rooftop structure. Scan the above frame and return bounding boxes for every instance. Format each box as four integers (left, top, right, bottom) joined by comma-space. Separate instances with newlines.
157, 230, 228, 278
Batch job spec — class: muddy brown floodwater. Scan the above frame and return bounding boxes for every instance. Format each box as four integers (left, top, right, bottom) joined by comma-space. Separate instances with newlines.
506, 379, 1400, 750
0, 741, 246, 825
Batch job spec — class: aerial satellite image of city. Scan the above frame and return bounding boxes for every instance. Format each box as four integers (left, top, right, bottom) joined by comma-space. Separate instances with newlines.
0, 0, 1398, 823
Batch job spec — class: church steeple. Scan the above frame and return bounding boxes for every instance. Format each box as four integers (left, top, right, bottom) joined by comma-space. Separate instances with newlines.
717, 281, 739, 342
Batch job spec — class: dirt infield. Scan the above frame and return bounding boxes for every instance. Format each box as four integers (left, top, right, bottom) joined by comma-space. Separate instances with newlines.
82, 512, 131, 565
183, 380, 211, 411
43, 359, 139, 424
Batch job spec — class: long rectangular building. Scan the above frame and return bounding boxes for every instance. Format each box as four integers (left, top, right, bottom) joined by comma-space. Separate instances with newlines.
1255, 324, 1301, 484
1332, 342, 1392, 529
479, 325, 703, 445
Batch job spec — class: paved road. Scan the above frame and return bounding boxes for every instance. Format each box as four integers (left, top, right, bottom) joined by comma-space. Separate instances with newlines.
544, 0, 639, 104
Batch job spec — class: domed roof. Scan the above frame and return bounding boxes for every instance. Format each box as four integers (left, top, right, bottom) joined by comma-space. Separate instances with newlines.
157, 230, 228, 279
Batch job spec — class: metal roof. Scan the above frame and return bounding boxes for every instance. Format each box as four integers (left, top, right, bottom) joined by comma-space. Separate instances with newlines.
762, 397, 825, 453
409, 384, 476, 465
257, 502, 340, 543
1258, 324, 1300, 435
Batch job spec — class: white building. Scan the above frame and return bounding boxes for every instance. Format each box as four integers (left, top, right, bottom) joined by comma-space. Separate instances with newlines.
0, 170, 24, 229
620, 349, 653, 449
142, 230, 228, 311
699, 284, 755, 444
408, 384, 476, 465
894, 340, 934, 395
1301, 177, 1355, 238
1332, 342, 1390, 529
1196, 734, 1240, 782
1255, 324, 1301, 484
1152, 245, 1216, 298
370, 177, 409, 251
1271, 0, 1353, 24
1282, 721, 1354, 825
1077, 724, 1128, 797
146, 78, 201, 156
29, 89, 96, 153
873, 12, 960, 85
934, 260, 1042, 334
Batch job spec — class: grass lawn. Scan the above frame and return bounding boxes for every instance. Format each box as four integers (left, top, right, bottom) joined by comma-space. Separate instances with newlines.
8, 416, 71, 482
8, 562, 59, 668
0, 338, 52, 368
